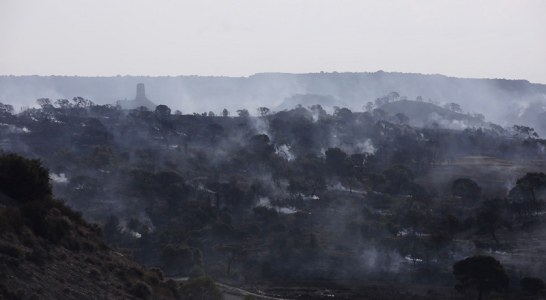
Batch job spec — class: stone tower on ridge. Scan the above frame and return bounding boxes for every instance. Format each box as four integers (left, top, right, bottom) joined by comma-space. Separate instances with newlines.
117, 83, 156, 110
135, 83, 147, 101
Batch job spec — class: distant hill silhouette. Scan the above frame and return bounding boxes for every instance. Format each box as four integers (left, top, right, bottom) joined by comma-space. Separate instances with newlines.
380, 100, 488, 129
1, 72, 545, 133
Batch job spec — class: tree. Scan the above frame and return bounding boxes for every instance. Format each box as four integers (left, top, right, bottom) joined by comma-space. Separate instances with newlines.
444, 102, 462, 113
237, 109, 250, 118
214, 243, 248, 275
71, 96, 94, 108
333, 107, 353, 121
372, 108, 388, 119
257, 107, 270, 117
513, 125, 539, 139
207, 123, 224, 144
309, 104, 327, 120
452, 178, 482, 202
154, 104, 171, 118
222, 108, 229, 117
249, 134, 274, 160
325, 148, 349, 176
453, 255, 509, 300
36, 98, 52, 108
383, 165, 414, 195
0, 102, 14, 115
508, 172, 546, 217
102, 215, 122, 244
0, 153, 52, 203
394, 112, 409, 124
475, 199, 511, 244
36, 98, 55, 112
54, 98, 71, 109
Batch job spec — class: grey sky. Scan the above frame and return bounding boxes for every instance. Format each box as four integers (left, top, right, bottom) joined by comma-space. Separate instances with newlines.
1, 0, 545, 83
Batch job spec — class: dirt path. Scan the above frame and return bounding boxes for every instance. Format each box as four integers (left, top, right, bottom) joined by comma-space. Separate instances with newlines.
172, 277, 290, 300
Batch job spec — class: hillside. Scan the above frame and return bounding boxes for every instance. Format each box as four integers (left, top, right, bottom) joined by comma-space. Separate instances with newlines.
0, 154, 220, 300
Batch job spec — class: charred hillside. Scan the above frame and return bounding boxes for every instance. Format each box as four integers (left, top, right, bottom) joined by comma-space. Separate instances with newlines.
1, 95, 546, 299
0, 154, 221, 300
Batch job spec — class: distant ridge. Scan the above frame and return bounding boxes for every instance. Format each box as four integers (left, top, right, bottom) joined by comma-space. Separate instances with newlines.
1, 71, 545, 134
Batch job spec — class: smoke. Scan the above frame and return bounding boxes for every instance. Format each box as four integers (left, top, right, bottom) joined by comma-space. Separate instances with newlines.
359, 246, 404, 273
256, 197, 298, 214
0, 123, 31, 134
250, 116, 271, 136
355, 139, 376, 155
275, 144, 295, 161
50, 173, 68, 183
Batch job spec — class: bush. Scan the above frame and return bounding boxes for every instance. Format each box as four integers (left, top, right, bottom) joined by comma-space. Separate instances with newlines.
148, 267, 164, 281
129, 281, 152, 299
0, 241, 24, 259
188, 265, 205, 279
26, 248, 49, 266
20, 201, 72, 243
179, 277, 223, 300
521, 277, 545, 295
0, 153, 51, 204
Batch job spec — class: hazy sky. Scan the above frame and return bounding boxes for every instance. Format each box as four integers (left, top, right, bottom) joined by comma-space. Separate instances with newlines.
1, 0, 545, 83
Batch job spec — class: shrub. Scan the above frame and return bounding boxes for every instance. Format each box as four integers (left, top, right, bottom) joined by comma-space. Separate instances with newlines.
521, 277, 545, 295
89, 268, 101, 280
179, 277, 223, 300
129, 281, 152, 299
21, 201, 72, 243
0, 241, 24, 259
26, 248, 49, 266
148, 267, 164, 281
0, 153, 51, 204
188, 265, 205, 279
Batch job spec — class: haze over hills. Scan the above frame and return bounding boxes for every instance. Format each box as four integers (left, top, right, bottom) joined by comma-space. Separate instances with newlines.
1, 71, 546, 134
